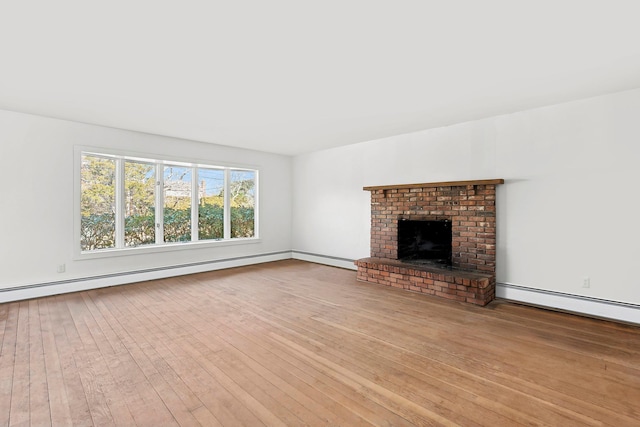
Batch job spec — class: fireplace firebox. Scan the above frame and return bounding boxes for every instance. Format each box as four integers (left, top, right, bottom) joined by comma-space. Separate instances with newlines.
397, 219, 452, 266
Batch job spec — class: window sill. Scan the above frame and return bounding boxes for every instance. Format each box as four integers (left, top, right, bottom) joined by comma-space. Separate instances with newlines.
74, 237, 261, 260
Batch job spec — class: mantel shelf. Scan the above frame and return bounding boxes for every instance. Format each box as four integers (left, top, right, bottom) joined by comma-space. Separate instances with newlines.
363, 179, 504, 192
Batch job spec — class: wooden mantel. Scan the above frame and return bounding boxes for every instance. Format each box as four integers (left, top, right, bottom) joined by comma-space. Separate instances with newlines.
363, 179, 504, 192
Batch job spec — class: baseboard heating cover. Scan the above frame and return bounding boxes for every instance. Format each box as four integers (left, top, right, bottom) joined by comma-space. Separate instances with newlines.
0, 251, 291, 303
497, 282, 640, 325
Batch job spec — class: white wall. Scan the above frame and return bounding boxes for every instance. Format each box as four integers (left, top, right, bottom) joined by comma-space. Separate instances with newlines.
0, 110, 292, 293
292, 88, 640, 307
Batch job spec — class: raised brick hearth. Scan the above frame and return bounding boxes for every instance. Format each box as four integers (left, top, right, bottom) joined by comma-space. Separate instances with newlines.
355, 179, 503, 306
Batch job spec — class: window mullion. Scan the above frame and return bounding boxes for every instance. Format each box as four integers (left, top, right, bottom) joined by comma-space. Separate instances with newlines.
115, 158, 125, 248
191, 167, 199, 241
254, 171, 259, 238
156, 163, 164, 244
223, 168, 230, 240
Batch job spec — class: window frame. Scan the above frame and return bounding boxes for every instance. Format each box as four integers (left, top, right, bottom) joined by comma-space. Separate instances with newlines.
124, 159, 157, 248
74, 146, 260, 260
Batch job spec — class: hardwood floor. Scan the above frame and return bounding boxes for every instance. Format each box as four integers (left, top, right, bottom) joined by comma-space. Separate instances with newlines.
1, 260, 639, 426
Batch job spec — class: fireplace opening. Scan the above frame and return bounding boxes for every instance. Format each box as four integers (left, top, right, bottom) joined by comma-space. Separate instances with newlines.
397, 219, 452, 266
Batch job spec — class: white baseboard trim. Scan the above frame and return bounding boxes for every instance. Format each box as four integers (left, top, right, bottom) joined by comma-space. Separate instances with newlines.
0, 251, 292, 303
497, 282, 640, 325
6, 253, 637, 325
291, 251, 357, 270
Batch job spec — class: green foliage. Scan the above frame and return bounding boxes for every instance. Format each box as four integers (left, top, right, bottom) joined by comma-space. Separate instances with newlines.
229, 176, 255, 238
81, 156, 116, 251
163, 208, 191, 242
124, 162, 156, 247
125, 162, 155, 217
81, 156, 115, 217
125, 214, 155, 247
81, 213, 115, 250
198, 204, 224, 240
231, 207, 255, 238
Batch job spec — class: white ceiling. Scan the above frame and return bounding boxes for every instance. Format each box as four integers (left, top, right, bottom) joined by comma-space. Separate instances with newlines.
2, 1, 640, 156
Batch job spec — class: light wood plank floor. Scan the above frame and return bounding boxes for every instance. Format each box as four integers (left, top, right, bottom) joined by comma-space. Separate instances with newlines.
1, 260, 639, 426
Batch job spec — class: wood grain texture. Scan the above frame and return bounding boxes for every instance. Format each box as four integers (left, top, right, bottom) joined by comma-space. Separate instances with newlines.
363, 179, 504, 191
0, 259, 638, 426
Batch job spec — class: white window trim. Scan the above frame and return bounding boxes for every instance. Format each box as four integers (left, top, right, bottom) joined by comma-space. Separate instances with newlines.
115, 159, 125, 248
191, 168, 199, 242
73, 146, 260, 260
224, 168, 231, 240
155, 163, 164, 245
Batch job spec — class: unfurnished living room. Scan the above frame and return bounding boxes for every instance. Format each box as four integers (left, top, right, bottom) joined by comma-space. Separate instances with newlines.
1, 1, 639, 426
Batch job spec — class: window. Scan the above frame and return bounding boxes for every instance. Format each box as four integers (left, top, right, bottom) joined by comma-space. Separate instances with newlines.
198, 168, 225, 240
79, 150, 258, 254
124, 161, 155, 247
163, 165, 192, 243
230, 170, 256, 238
81, 155, 116, 250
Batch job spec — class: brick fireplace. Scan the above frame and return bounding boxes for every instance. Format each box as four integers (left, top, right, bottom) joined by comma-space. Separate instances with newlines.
355, 179, 504, 306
